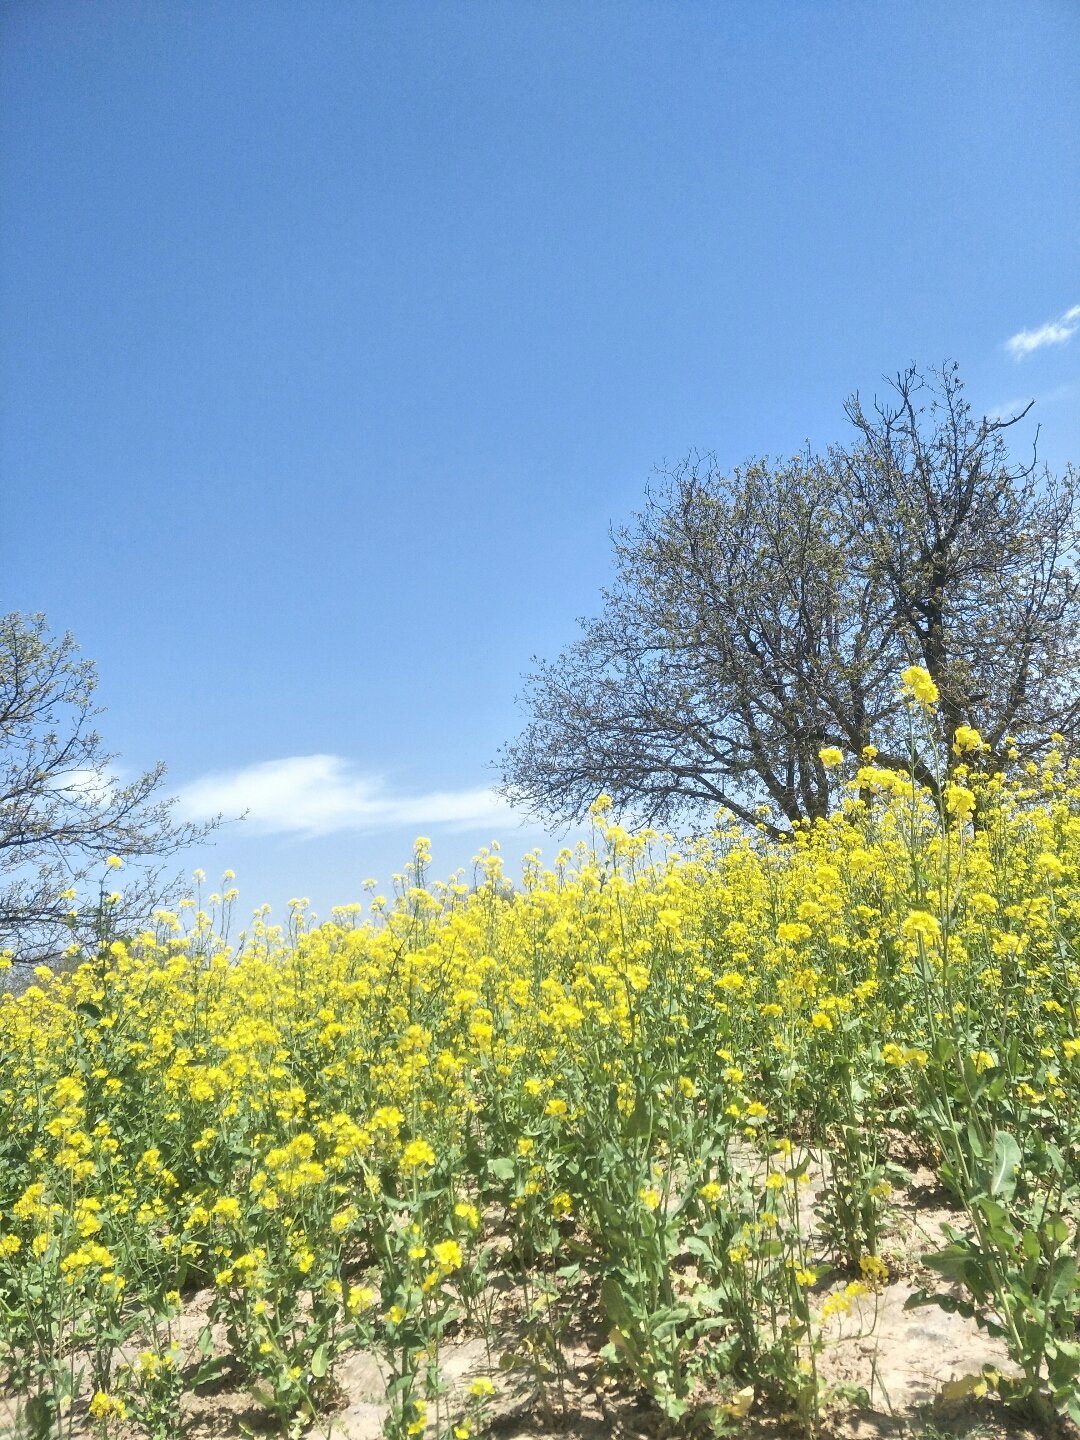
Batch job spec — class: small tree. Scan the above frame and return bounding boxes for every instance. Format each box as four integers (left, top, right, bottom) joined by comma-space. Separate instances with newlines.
0, 612, 218, 965
499, 365, 1080, 835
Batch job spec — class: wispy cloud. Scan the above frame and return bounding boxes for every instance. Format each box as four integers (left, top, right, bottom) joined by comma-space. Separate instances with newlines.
178, 755, 514, 838
1005, 305, 1080, 359
987, 381, 1077, 421
986, 395, 1033, 422
50, 767, 117, 800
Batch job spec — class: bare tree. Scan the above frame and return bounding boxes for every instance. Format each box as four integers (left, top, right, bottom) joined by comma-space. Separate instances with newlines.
500, 453, 898, 837
499, 366, 1080, 834
0, 612, 219, 965
838, 363, 1080, 764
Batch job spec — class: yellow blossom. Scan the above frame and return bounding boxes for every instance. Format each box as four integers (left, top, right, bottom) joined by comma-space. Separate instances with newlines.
432, 1239, 463, 1272
401, 1138, 436, 1172
952, 725, 982, 754
900, 664, 939, 707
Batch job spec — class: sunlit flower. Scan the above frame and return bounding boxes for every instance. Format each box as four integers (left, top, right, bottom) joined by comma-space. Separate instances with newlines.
900, 664, 939, 707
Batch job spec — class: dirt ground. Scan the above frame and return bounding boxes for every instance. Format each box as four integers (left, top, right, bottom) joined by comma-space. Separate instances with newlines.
3, 1169, 1077, 1440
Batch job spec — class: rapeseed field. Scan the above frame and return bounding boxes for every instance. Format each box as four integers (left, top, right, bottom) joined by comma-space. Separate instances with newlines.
1, 671, 1078, 1438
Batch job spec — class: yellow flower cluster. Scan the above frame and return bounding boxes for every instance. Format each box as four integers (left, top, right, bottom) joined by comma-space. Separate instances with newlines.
0, 723, 1078, 1429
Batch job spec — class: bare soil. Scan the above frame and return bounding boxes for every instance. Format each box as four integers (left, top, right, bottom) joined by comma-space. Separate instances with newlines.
3, 1172, 1076, 1440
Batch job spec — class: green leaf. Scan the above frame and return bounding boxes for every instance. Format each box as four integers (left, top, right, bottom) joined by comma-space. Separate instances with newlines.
989, 1130, 1021, 1200
904, 1286, 977, 1321
310, 1343, 328, 1379
1045, 1216, 1070, 1246
986, 1221, 1019, 1253
248, 1382, 276, 1411
600, 1275, 633, 1328
790, 1154, 812, 1182
25, 1394, 57, 1439
972, 1196, 1007, 1229
1044, 1142, 1066, 1177
625, 1094, 653, 1140
1050, 1257, 1077, 1304
191, 1355, 231, 1389
965, 1119, 987, 1164
921, 1244, 975, 1282
605, 1325, 641, 1363
682, 1235, 714, 1262
488, 1157, 515, 1183
659, 1393, 690, 1421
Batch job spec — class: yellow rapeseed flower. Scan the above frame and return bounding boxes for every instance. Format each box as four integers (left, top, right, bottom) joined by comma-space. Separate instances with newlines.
400, 1139, 436, 1172
900, 664, 939, 707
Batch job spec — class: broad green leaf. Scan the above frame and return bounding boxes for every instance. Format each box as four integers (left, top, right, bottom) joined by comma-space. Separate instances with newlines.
1050, 1257, 1077, 1303
682, 1235, 714, 1261
989, 1130, 1021, 1199
625, 1094, 653, 1139
599, 1275, 632, 1328
921, 1243, 975, 1282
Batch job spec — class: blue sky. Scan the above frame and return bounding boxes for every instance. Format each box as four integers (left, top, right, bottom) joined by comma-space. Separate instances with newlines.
3, 1, 1078, 923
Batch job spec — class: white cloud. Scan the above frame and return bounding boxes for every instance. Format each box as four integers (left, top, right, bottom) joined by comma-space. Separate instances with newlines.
48, 767, 121, 802
177, 754, 514, 838
986, 381, 1076, 421
1005, 305, 1080, 359
986, 395, 1032, 421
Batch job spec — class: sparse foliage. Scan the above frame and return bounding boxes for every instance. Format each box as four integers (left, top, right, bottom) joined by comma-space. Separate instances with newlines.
839, 364, 1080, 760
0, 612, 218, 964
499, 365, 1080, 833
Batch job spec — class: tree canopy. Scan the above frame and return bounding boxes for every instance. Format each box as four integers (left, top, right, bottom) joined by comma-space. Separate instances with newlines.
499, 365, 1080, 836
0, 612, 218, 965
